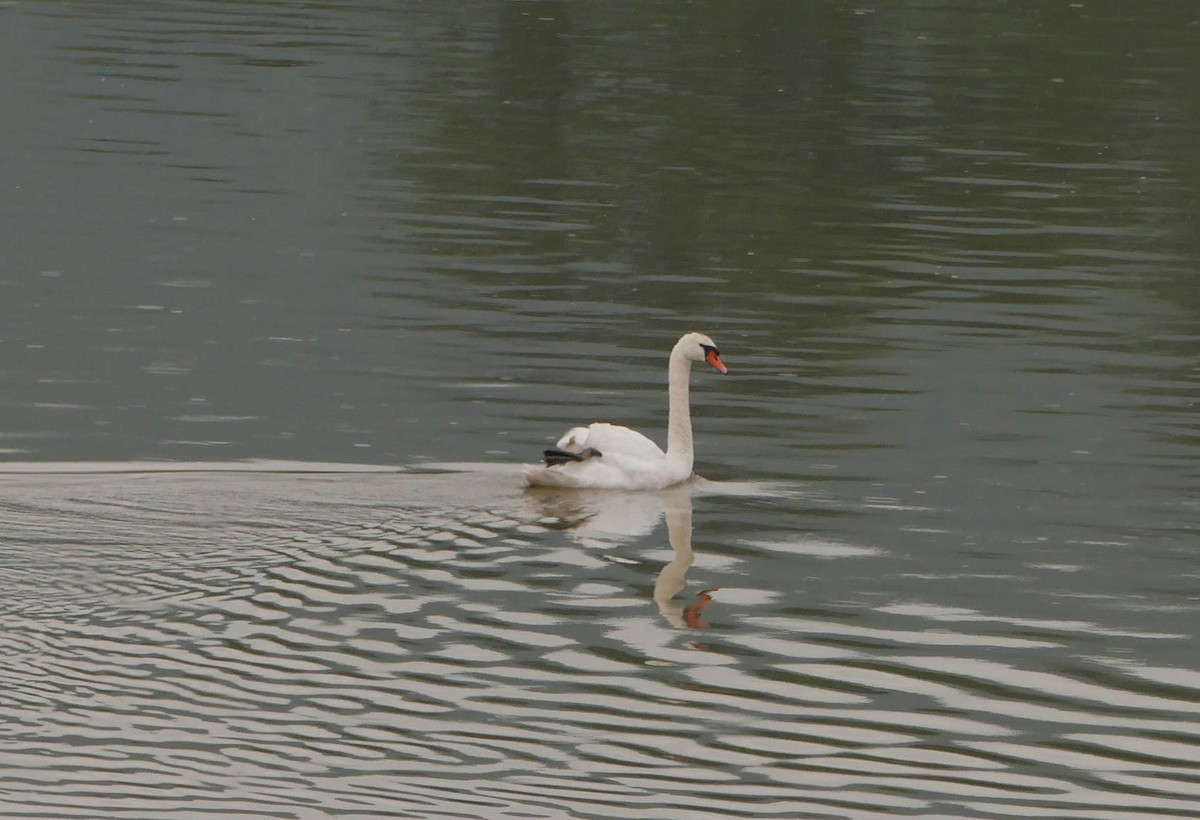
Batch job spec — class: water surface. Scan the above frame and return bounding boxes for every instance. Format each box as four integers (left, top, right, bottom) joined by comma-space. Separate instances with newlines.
1, 1, 1198, 817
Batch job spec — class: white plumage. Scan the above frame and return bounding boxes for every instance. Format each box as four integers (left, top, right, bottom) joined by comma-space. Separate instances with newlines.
522, 332, 728, 491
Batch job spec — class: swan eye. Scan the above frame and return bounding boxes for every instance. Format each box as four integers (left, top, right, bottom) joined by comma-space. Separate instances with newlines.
699, 343, 728, 373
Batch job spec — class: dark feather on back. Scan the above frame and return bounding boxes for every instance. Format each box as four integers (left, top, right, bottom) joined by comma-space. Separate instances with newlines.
542, 447, 603, 466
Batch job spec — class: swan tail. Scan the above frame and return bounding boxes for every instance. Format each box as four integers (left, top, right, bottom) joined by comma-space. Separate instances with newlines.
523, 464, 583, 488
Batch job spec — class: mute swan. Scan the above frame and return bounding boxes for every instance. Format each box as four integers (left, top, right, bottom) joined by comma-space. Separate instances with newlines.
522, 332, 728, 490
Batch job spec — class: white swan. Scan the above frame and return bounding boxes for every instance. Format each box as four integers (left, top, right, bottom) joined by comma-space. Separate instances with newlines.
522, 332, 728, 490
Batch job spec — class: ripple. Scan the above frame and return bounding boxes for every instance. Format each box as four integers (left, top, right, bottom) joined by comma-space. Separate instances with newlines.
0, 466, 1195, 818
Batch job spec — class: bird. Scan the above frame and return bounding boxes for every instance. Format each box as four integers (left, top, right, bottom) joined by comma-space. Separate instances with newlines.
522, 331, 728, 490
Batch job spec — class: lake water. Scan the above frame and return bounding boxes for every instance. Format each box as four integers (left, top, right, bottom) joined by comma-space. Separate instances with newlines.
1, 2, 1198, 818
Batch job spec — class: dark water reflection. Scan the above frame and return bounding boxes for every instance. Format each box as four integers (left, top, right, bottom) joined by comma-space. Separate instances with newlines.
1, 1, 1199, 817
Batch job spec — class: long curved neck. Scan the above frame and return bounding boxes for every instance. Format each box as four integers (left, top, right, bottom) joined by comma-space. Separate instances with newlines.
665, 349, 694, 469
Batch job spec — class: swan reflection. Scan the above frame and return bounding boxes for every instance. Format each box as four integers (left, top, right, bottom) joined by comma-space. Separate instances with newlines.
524, 485, 718, 629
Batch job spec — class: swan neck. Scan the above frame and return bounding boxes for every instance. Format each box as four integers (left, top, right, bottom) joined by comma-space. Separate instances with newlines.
666, 350, 693, 468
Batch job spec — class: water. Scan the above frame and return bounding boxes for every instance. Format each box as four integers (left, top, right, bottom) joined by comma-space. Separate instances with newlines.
1, 2, 1198, 817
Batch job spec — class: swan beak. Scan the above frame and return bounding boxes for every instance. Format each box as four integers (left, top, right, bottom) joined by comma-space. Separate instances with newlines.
705, 349, 729, 374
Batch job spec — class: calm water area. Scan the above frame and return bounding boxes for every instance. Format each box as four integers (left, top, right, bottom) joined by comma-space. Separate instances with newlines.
1, 2, 1198, 817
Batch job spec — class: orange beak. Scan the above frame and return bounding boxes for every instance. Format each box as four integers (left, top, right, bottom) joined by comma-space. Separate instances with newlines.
705, 349, 728, 374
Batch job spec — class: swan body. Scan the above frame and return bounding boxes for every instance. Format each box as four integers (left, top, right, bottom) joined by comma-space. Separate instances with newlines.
522, 332, 727, 491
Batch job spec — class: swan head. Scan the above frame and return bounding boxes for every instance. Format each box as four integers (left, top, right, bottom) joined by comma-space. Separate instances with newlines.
675, 331, 728, 374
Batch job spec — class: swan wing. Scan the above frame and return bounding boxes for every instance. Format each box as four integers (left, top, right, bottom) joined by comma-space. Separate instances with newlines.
557, 422, 664, 461
522, 451, 686, 490
525, 423, 683, 490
